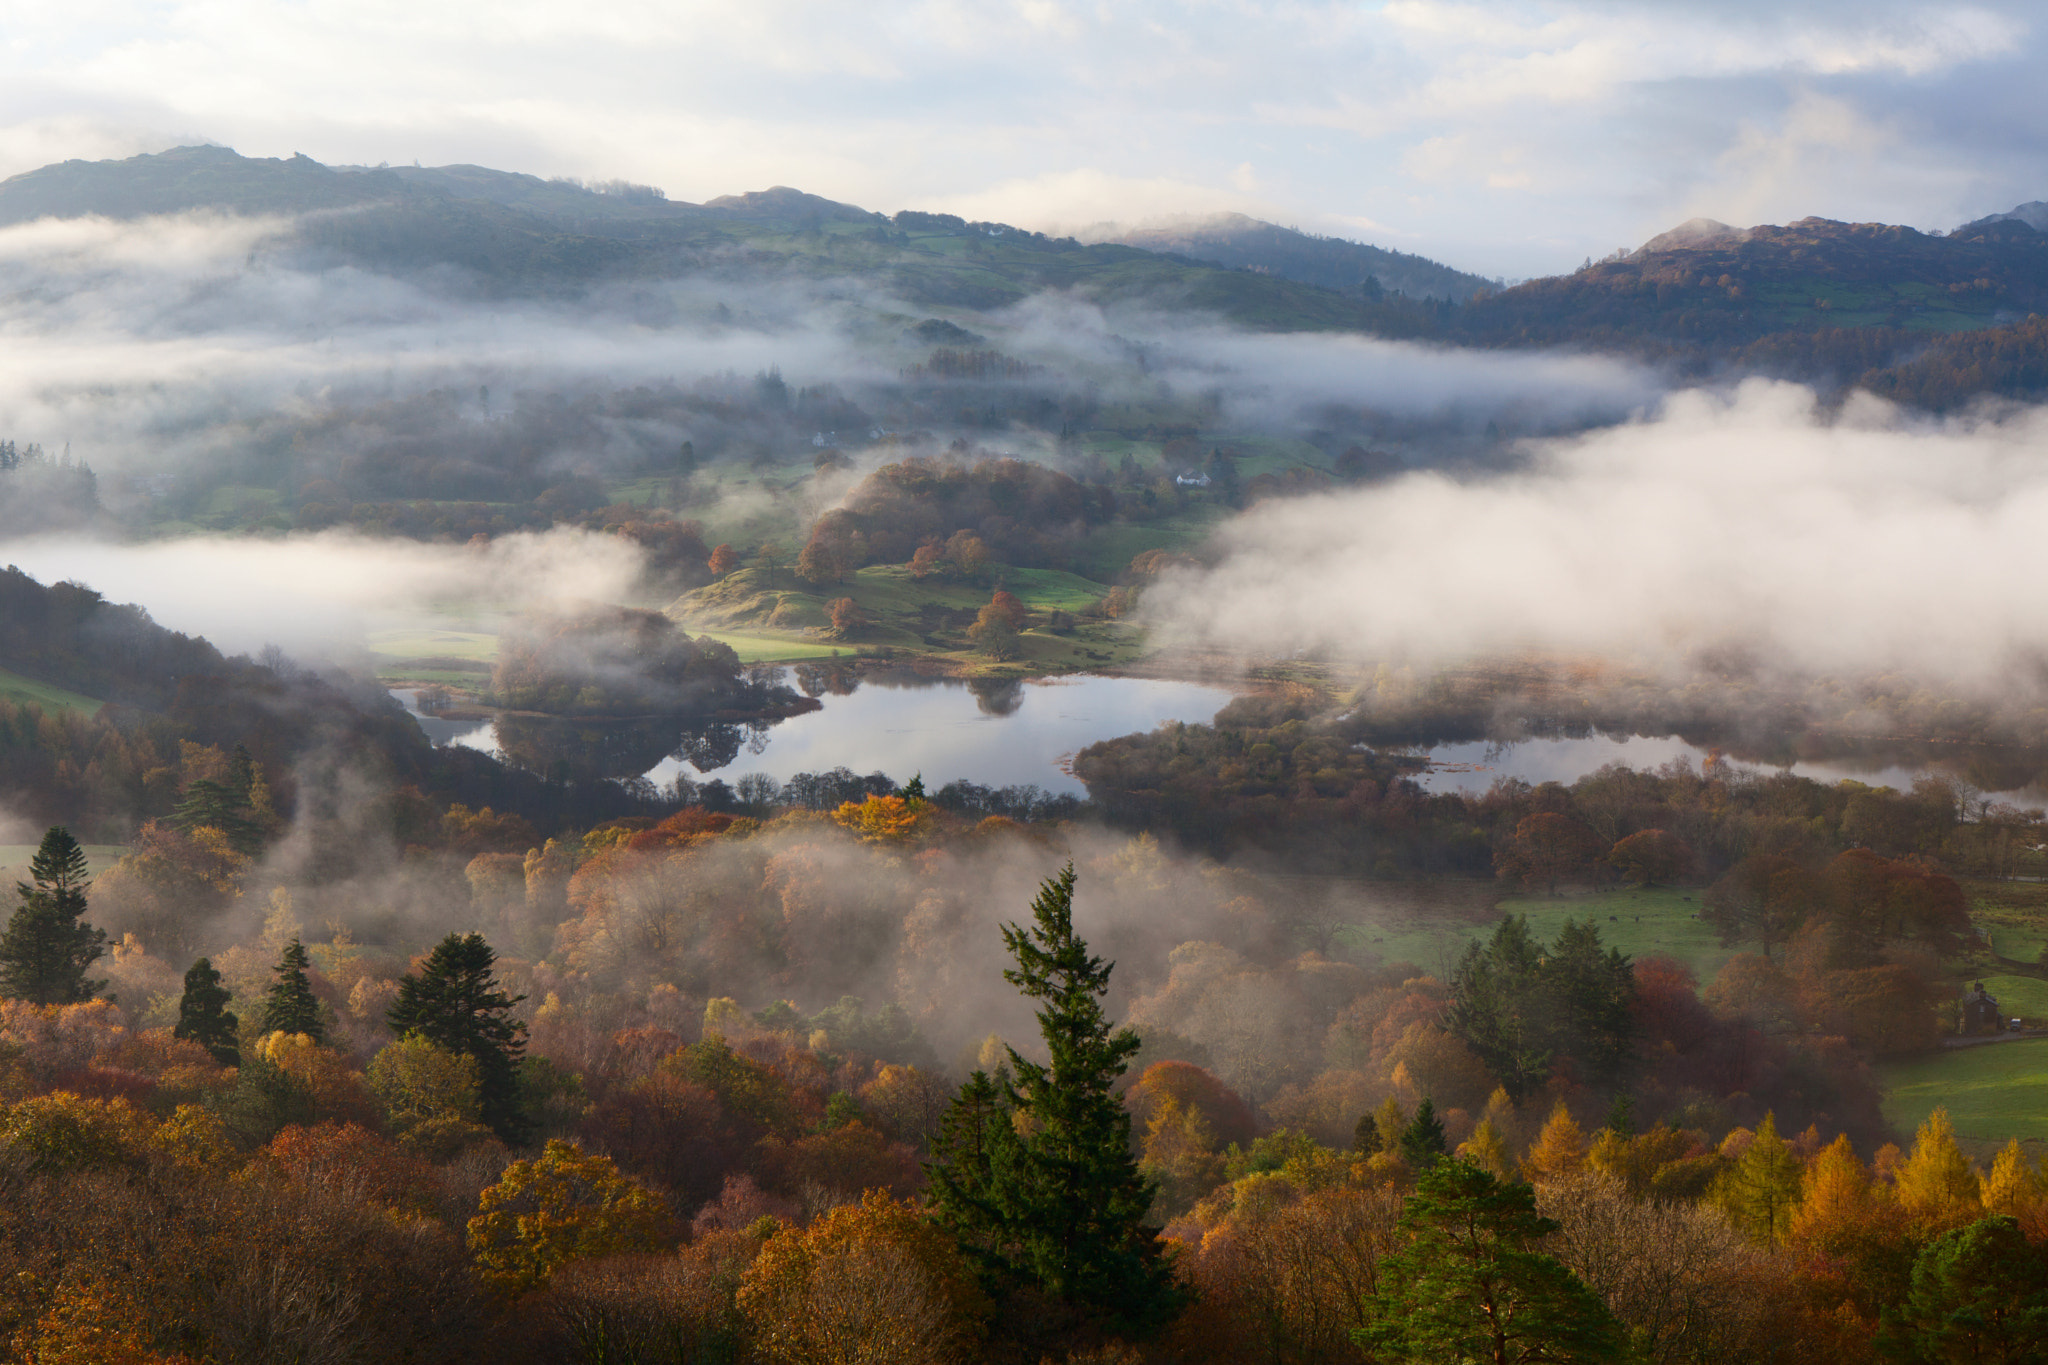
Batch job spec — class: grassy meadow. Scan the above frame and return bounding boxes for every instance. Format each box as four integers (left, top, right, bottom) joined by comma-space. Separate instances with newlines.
668, 562, 1147, 676
0, 668, 102, 716
1880, 1042, 2048, 1157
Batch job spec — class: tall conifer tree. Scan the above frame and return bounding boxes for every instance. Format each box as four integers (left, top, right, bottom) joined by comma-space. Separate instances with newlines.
387, 932, 529, 1142
174, 956, 240, 1065
0, 826, 106, 1004
258, 937, 324, 1041
928, 864, 1182, 1329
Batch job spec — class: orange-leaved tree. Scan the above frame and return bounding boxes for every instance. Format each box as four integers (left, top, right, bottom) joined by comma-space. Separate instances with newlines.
468, 1139, 672, 1295
737, 1189, 989, 1365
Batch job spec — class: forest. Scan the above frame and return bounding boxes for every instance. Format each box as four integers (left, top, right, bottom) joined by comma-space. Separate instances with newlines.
1, 541, 2046, 1361
10, 143, 2048, 1365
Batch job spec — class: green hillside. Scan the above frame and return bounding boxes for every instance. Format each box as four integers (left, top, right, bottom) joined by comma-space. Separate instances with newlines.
0, 146, 1438, 335
667, 563, 1144, 675
0, 668, 103, 716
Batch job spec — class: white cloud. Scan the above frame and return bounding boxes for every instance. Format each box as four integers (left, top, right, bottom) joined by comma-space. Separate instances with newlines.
0, 1, 2040, 281
1145, 382, 2048, 688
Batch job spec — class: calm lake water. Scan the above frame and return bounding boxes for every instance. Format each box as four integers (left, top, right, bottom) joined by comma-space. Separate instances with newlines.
392, 681, 2048, 808
392, 672, 1240, 795
1413, 733, 2048, 809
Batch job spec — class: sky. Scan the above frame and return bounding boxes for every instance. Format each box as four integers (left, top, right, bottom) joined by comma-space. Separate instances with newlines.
0, 1, 2041, 279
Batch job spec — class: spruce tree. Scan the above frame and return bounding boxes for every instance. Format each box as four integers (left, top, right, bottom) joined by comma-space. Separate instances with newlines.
386, 932, 528, 1143
1360, 1160, 1627, 1363
170, 777, 262, 855
258, 937, 324, 1042
927, 1068, 1016, 1271
174, 956, 240, 1066
1400, 1097, 1449, 1166
0, 826, 106, 1004
929, 864, 1182, 1329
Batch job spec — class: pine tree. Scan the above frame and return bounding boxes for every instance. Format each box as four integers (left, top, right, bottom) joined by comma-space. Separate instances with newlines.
928, 864, 1182, 1329
258, 938, 324, 1042
1401, 1097, 1449, 1166
926, 1067, 1016, 1272
0, 826, 106, 1004
1360, 1160, 1627, 1364
387, 932, 529, 1143
174, 956, 240, 1066
170, 777, 262, 855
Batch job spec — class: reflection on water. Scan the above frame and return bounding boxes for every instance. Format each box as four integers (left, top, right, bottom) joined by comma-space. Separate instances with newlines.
1414, 733, 2048, 810
392, 671, 1238, 794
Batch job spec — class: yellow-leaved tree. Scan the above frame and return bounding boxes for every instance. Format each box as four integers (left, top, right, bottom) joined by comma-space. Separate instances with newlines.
366, 1033, 492, 1160
1893, 1108, 1982, 1234
737, 1189, 989, 1365
1523, 1099, 1588, 1184
832, 795, 926, 844
468, 1139, 672, 1295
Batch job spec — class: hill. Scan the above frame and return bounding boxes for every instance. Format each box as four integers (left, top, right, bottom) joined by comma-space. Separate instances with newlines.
1452, 209, 2048, 404
0, 146, 1434, 333
1095, 212, 1497, 302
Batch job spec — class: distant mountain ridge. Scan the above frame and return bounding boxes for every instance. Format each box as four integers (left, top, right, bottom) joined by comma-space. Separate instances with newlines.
0, 145, 1438, 334
1094, 212, 1496, 302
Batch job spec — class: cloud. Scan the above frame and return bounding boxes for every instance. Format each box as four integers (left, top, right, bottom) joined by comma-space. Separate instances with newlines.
0, 527, 648, 656
0, 2, 2041, 278
1144, 381, 2048, 688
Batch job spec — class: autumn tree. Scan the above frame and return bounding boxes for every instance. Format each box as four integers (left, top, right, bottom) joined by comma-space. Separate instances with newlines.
1701, 854, 1817, 958
387, 931, 528, 1142
257, 937, 324, 1042
946, 531, 990, 576
0, 826, 107, 1005
1495, 813, 1606, 894
469, 1139, 671, 1295
967, 602, 1021, 661
928, 864, 1182, 1329
796, 535, 845, 585
1606, 829, 1694, 887
173, 956, 239, 1065
1713, 1114, 1803, 1250
738, 1189, 990, 1365
366, 1033, 491, 1159
1360, 1159, 1627, 1364
708, 543, 740, 576
828, 596, 866, 637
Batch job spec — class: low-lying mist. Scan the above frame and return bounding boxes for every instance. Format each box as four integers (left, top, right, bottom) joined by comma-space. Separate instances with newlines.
0, 527, 649, 655
0, 210, 1666, 490
1145, 379, 2048, 693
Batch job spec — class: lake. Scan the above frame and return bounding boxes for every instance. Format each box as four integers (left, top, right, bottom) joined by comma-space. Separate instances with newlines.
392, 671, 1241, 795
1413, 733, 2048, 810
392, 679, 2048, 809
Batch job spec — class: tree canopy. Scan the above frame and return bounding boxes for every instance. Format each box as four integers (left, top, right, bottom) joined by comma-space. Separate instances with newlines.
0, 826, 106, 1005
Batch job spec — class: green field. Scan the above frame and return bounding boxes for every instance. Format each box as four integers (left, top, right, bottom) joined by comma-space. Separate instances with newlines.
670, 562, 1147, 676
0, 668, 102, 716
693, 632, 849, 663
1344, 885, 1727, 981
1881, 1041, 2048, 1154
364, 629, 500, 661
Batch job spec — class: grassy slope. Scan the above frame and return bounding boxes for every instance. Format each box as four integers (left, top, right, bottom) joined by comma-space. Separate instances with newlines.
1861, 879, 2048, 1147
1880, 1042, 2048, 1156
0, 668, 103, 716
668, 562, 1145, 675
1346, 885, 1727, 982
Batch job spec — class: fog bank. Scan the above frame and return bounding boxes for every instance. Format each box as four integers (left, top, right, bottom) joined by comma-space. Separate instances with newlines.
0, 527, 648, 655
1145, 381, 2048, 688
